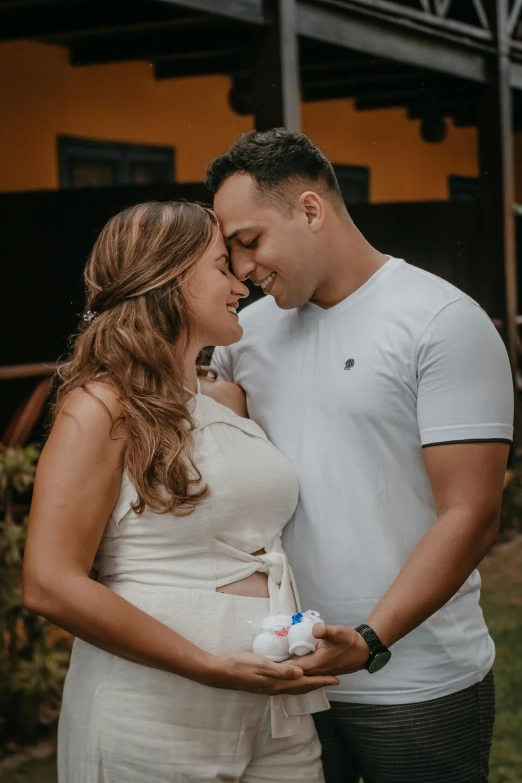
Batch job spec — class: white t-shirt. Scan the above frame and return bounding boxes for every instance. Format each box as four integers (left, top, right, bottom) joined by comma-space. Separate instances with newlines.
211, 257, 513, 705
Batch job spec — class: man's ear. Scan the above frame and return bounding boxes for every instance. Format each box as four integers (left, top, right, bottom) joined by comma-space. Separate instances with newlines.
297, 191, 325, 233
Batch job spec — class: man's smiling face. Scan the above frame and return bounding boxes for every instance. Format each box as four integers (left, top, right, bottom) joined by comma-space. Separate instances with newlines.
214, 173, 323, 310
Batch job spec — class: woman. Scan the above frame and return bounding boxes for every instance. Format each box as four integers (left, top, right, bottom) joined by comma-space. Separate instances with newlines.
23, 201, 336, 782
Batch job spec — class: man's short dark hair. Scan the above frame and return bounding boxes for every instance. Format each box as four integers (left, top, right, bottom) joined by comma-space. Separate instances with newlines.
206, 128, 345, 212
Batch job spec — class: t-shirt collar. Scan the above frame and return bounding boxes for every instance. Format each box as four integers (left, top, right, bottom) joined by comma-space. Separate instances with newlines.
301, 256, 403, 319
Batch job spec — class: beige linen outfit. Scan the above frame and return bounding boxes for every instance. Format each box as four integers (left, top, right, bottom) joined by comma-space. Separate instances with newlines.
57, 384, 328, 782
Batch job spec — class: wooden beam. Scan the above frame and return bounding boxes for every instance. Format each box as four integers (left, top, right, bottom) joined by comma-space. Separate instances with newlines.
296, 2, 488, 83
508, 0, 522, 37
0, 0, 79, 9
510, 61, 522, 90
304, 74, 458, 104
0, 6, 204, 42
70, 22, 245, 66
478, 1, 519, 386
303, 67, 424, 92
253, 0, 301, 132
451, 111, 479, 127
154, 51, 245, 79
354, 87, 451, 111
154, 0, 263, 25
301, 55, 390, 75
407, 98, 477, 120
325, 0, 493, 41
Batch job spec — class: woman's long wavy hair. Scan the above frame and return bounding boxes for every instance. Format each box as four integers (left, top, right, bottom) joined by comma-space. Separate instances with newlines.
53, 200, 218, 516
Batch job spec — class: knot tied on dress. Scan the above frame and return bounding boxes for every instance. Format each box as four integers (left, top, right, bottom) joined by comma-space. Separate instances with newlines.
213, 542, 297, 618
257, 552, 284, 583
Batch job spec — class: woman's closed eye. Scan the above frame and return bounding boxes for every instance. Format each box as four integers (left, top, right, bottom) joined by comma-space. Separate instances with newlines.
218, 257, 231, 275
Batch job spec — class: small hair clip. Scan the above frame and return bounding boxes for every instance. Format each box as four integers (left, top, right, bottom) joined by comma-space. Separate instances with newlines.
83, 310, 98, 324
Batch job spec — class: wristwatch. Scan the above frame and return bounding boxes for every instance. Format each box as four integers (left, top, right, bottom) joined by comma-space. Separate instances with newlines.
354, 624, 392, 673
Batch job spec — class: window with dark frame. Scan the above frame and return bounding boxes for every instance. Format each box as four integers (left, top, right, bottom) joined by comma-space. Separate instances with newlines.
58, 136, 175, 189
333, 164, 370, 206
448, 175, 480, 202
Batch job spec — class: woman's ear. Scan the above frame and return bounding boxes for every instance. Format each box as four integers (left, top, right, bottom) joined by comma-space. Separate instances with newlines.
297, 191, 325, 233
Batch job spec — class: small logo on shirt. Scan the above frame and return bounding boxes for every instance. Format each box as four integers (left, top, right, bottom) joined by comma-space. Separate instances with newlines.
344, 359, 355, 370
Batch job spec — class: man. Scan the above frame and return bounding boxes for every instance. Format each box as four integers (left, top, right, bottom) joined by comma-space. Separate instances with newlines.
207, 129, 513, 783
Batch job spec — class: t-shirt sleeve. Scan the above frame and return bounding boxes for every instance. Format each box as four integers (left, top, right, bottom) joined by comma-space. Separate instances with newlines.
416, 296, 514, 446
210, 344, 235, 383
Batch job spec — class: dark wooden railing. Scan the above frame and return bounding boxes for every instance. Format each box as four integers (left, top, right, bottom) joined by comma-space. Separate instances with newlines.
0, 363, 57, 381
1, 364, 57, 447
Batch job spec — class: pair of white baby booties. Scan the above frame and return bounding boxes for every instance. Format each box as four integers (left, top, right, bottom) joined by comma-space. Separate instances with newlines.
251, 610, 322, 661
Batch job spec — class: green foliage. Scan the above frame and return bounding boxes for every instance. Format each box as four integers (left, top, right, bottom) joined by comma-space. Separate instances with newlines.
0, 445, 71, 748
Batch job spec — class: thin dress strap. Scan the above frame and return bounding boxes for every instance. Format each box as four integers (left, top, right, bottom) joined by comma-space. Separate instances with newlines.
182, 379, 200, 396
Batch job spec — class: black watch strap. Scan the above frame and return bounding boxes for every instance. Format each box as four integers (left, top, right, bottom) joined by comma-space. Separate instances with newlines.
354, 624, 392, 674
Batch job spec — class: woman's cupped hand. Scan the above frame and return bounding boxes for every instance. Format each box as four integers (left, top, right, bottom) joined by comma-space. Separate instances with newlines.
205, 650, 340, 695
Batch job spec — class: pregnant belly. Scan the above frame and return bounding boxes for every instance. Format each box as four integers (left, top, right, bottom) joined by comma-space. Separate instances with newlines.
216, 548, 269, 598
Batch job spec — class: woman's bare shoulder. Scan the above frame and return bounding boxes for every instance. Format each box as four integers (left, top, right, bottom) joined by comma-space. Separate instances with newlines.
62, 381, 121, 417
198, 376, 248, 418
58, 382, 125, 440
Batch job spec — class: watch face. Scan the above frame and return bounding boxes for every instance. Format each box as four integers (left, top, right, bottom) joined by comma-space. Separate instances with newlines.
368, 650, 392, 674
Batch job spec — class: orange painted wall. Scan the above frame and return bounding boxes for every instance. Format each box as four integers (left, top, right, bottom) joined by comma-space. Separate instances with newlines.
303, 102, 478, 202
1, 40, 480, 201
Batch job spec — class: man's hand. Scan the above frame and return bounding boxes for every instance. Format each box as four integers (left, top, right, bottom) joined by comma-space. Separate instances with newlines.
297, 623, 369, 676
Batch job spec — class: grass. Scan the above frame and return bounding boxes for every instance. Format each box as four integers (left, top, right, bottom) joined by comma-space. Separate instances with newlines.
479, 537, 522, 783
0, 758, 57, 783
1, 539, 521, 783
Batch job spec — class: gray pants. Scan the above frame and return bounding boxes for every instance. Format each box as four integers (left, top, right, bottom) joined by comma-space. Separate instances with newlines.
313, 671, 495, 783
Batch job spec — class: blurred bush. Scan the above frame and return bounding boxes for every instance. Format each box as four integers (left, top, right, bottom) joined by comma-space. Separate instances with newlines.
502, 448, 522, 540
0, 444, 71, 748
